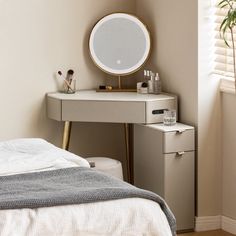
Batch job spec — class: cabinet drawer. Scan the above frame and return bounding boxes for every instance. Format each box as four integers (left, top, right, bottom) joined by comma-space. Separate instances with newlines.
163, 129, 194, 153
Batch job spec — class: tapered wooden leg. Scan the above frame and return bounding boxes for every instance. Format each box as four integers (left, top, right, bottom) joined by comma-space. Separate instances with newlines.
124, 123, 133, 184
62, 121, 72, 150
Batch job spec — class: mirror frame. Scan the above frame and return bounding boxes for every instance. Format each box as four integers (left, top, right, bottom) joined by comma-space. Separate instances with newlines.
89, 13, 151, 76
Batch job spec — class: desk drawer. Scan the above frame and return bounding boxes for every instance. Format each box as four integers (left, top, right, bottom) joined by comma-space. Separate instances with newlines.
163, 129, 194, 153
62, 100, 146, 123
146, 98, 177, 124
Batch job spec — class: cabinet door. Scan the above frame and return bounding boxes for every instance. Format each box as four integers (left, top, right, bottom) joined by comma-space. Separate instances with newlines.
164, 152, 195, 231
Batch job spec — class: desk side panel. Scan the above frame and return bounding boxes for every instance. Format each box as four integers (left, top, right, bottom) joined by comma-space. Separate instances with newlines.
47, 97, 62, 121
133, 124, 165, 196
62, 100, 146, 123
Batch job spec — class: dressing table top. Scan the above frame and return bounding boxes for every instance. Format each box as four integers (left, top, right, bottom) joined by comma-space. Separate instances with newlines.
47, 90, 176, 102
47, 90, 177, 124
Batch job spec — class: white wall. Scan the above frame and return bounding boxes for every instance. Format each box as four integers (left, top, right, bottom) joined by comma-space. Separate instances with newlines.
0, 0, 136, 176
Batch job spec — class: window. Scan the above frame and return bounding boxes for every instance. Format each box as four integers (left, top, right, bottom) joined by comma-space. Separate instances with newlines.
214, 1, 236, 79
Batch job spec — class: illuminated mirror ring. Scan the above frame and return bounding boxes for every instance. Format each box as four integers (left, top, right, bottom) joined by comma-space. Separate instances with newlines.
89, 13, 151, 76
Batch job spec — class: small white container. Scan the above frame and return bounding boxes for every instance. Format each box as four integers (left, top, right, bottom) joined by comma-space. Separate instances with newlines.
140, 87, 148, 94
137, 82, 148, 94
137, 82, 143, 93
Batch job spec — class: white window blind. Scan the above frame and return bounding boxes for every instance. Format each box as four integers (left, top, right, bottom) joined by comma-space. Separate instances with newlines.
214, 3, 236, 78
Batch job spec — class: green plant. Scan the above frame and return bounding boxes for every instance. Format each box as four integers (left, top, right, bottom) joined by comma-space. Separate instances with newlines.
218, 0, 236, 83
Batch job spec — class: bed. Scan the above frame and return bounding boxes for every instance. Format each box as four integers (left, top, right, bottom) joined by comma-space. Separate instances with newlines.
0, 138, 175, 236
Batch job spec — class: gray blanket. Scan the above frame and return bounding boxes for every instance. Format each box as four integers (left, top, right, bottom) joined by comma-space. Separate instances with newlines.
0, 167, 176, 235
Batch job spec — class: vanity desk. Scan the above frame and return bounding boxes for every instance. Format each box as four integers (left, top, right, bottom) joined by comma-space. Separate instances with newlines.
46, 12, 194, 232
47, 90, 177, 182
47, 90, 195, 231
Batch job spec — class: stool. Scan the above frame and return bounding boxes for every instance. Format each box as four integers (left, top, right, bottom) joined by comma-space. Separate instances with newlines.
86, 157, 123, 180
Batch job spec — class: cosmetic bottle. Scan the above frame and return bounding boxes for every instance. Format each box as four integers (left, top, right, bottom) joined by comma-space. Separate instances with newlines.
148, 72, 155, 94
153, 73, 162, 94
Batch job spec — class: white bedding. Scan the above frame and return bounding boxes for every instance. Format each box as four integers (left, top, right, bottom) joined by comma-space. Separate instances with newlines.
0, 138, 90, 176
0, 139, 172, 236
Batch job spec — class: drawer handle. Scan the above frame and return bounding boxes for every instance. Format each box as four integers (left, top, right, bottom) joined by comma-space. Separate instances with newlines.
176, 129, 186, 135
176, 151, 185, 157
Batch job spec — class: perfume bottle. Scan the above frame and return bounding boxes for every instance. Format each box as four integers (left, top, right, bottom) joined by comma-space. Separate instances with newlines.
148, 72, 155, 94
153, 73, 162, 94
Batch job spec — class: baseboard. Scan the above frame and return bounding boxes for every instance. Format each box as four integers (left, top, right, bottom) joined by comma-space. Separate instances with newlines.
222, 216, 236, 235
195, 215, 236, 234
195, 216, 221, 232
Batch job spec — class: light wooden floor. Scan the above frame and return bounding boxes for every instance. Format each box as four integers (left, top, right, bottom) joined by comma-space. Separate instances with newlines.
178, 230, 234, 236
178, 230, 233, 236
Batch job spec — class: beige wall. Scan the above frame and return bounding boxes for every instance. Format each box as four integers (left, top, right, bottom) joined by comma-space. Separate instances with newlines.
0, 0, 136, 176
136, 0, 222, 218
136, 0, 198, 125
198, 0, 222, 217
0, 0, 224, 218
222, 93, 236, 219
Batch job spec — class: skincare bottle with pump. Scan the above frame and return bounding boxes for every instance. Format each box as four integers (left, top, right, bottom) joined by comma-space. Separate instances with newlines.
144, 70, 147, 81
146, 70, 150, 82
154, 73, 162, 94
144, 70, 150, 81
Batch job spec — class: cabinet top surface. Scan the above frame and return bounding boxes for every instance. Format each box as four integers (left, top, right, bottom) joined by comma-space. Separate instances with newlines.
144, 123, 194, 132
47, 90, 176, 102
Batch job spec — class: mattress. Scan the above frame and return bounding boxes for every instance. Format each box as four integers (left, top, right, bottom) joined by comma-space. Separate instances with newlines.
0, 138, 173, 236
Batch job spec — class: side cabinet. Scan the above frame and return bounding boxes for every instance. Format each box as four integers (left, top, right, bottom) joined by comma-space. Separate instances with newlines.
133, 123, 195, 232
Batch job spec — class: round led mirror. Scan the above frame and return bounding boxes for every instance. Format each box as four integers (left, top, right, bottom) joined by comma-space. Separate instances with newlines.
89, 13, 151, 77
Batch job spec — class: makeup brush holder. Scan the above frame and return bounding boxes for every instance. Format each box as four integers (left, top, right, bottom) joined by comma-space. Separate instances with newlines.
63, 79, 76, 94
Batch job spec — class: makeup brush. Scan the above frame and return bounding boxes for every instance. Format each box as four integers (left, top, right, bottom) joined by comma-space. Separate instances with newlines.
65, 69, 75, 93
57, 71, 74, 92
58, 70, 65, 78
66, 69, 74, 85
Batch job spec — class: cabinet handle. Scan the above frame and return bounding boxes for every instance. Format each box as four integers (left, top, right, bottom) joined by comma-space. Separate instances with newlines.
176, 129, 186, 135
176, 151, 185, 157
